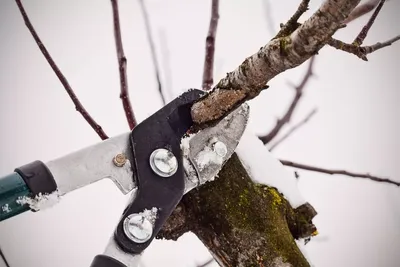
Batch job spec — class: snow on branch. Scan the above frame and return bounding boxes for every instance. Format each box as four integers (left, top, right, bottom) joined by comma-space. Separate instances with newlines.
111, 0, 137, 130
280, 159, 400, 187
202, 0, 220, 91
237, 128, 306, 208
14, 0, 109, 140
259, 56, 315, 144
191, 0, 362, 125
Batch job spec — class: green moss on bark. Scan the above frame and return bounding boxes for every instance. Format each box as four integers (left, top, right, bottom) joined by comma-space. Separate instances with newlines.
180, 153, 313, 267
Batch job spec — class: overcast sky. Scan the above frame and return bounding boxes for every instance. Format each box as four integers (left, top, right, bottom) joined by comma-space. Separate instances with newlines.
0, 0, 399, 266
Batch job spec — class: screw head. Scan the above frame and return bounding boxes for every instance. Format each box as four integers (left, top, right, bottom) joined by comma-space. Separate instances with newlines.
213, 141, 227, 157
113, 153, 127, 167
123, 214, 153, 243
149, 148, 178, 177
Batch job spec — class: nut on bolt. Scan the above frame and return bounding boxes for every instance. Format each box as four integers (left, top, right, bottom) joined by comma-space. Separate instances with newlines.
123, 213, 153, 243
113, 153, 127, 167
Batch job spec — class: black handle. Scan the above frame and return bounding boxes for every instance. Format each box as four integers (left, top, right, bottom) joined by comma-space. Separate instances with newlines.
90, 255, 127, 267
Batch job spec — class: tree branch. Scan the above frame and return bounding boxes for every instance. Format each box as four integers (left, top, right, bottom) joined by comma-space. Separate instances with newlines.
202, 0, 220, 91
280, 159, 400, 187
197, 258, 214, 267
353, 0, 386, 46
259, 56, 315, 144
15, 0, 109, 140
328, 35, 400, 61
0, 246, 10, 267
138, 0, 166, 105
191, 0, 362, 126
269, 108, 317, 151
110, 0, 137, 130
343, 0, 381, 24
275, 0, 310, 39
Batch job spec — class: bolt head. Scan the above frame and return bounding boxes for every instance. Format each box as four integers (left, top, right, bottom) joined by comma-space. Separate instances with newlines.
123, 214, 153, 243
149, 148, 178, 177
213, 141, 227, 157
113, 153, 127, 167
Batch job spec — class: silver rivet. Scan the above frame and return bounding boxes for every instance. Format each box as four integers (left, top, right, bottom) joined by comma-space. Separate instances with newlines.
113, 153, 127, 167
213, 141, 227, 157
149, 148, 178, 177
123, 214, 153, 243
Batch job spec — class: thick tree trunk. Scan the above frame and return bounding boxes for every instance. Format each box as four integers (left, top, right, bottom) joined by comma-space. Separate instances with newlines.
159, 153, 317, 266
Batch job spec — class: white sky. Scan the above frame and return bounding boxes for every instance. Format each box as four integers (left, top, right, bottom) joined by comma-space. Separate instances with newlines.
0, 0, 399, 266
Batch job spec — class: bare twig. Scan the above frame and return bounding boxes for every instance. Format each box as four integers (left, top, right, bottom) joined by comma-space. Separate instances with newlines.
275, 0, 310, 39
262, 0, 276, 36
343, 0, 381, 24
269, 108, 317, 151
280, 159, 400, 187
197, 258, 214, 267
111, 0, 137, 130
0, 246, 10, 267
15, 0, 109, 140
328, 35, 400, 61
202, 0, 220, 91
138, 0, 166, 105
258, 56, 315, 144
353, 0, 386, 46
158, 29, 173, 101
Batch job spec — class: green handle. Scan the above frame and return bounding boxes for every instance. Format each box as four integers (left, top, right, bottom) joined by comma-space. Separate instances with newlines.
0, 172, 31, 221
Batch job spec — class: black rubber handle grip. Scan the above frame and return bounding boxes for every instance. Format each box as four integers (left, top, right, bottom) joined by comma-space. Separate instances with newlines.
90, 255, 127, 267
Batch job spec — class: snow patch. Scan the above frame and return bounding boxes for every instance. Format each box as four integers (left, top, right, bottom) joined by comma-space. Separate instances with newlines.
16, 191, 60, 211
2, 204, 11, 213
236, 128, 306, 208
195, 145, 224, 171
141, 207, 158, 225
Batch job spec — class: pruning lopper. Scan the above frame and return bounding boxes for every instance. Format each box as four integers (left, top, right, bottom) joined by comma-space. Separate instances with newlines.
0, 89, 249, 267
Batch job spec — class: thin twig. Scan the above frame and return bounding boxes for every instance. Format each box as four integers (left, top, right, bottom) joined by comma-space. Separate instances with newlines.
202, 0, 220, 91
15, 0, 109, 140
343, 0, 381, 24
258, 56, 315, 144
353, 0, 386, 46
275, 0, 310, 39
111, 0, 137, 130
158, 28, 173, 102
138, 0, 166, 105
280, 159, 400, 187
197, 258, 214, 267
262, 0, 276, 37
0, 246, 10, 267
269, 108, 317, 151
328, 35, 400, 61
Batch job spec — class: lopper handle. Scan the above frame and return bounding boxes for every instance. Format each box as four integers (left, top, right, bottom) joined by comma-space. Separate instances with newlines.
0, 172, 31, 221
0, 161, 58, 222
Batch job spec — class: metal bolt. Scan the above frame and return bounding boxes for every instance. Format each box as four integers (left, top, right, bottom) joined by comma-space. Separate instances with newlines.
149, 148, 178, 177
123, 213, 153, 243
113, 153, 127, 167
213, 141, 227, 158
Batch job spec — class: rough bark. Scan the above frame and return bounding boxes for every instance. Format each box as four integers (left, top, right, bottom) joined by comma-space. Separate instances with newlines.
159, 154, 317, 267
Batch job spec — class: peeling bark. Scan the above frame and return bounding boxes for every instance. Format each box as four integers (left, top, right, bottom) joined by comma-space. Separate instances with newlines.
159, 154, 317, 267
191, 0, 361, 125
